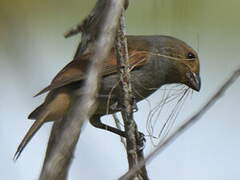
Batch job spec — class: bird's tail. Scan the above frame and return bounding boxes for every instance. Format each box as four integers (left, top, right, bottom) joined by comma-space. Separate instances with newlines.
14, 111, 49, 160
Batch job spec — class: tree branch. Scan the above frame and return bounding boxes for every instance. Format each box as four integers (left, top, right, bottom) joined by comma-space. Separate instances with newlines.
119, 68, 240, 180
64, 0, 129, 39
115, 10, 149, 180
39, 0, 125, 179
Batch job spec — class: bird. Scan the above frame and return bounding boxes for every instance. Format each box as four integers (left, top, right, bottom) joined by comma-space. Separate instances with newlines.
14, 35, 201, 159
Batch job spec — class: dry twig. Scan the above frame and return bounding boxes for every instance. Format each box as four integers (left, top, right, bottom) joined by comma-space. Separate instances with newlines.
115, 10, 149, 180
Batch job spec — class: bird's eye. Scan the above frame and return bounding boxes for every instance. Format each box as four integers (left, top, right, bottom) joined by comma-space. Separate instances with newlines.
187, 52, 196, 59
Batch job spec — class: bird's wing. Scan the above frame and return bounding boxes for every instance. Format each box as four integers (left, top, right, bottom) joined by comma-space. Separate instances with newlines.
35, 50, 149, 97
102, 50, 149, 76
34, 54, 91, 97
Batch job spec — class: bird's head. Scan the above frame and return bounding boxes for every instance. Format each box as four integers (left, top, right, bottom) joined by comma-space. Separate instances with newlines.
151, 36, 201, 92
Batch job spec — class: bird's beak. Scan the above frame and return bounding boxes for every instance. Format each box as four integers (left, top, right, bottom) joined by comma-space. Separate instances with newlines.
185, 72, 201, 91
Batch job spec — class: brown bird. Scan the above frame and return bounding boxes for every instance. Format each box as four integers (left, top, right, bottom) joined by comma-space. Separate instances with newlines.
14, 35, 201, 159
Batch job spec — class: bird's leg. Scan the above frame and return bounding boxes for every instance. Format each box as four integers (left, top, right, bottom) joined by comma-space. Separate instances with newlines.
90, 116, 145, 148
90, 116, 126, 137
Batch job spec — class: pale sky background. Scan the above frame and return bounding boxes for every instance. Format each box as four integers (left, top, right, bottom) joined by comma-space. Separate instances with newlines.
0, 0, 240, 179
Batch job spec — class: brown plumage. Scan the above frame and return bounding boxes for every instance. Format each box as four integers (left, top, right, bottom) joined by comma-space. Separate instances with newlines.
14, 35, 201, 159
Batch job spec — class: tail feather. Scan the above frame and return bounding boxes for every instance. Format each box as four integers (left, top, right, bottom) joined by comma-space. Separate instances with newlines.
14, 112, 49, 160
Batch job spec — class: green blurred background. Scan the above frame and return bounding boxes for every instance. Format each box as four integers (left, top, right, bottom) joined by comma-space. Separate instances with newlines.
0, 0, 240, 179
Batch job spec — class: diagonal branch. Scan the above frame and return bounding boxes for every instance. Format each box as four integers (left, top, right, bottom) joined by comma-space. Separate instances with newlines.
39, 0, 125, 179
119, 68, 240, 180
